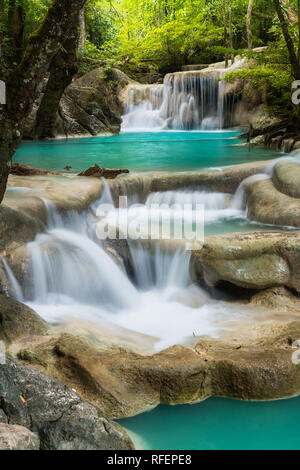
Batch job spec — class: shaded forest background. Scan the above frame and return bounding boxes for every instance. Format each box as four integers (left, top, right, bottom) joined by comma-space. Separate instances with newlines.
0, 0, 300, 201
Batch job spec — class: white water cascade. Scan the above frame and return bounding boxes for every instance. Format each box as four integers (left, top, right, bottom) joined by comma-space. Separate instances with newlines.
122, 61, 245, 131
3, 183, 255, 351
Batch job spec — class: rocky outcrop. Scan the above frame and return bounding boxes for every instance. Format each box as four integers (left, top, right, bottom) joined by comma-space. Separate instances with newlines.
245, 177, 300, 227
10, 164, 57, 177
0, 295, 47, 344
79, 163, 129, 179
0, 424, 39, 450
24, 68, 132, 139
190, 231, 300, 291
239, 160, 300, 227
0, 357, 134, 450
15, 323, 300, 418
1, 175, 102, 255
272, 161, 300, 199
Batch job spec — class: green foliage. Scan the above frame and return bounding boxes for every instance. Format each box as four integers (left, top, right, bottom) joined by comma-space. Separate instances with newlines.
225, 65, 296, 121
111, 0, 277, 73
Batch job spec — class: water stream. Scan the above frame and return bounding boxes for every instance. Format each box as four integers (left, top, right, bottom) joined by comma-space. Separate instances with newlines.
10, 182, 260, 352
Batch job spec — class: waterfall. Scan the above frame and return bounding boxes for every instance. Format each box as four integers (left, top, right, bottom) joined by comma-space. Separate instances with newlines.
4, 181, 254, 351
1, 257, 24, 301
122, 61, 245, 131
146, 189, 243, 224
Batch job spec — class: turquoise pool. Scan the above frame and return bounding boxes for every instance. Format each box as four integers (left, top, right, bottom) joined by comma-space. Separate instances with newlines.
120, 396, 300, 450
15, 131, 279, 173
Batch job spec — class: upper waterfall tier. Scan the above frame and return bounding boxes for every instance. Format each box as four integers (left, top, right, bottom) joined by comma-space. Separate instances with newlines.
121, 60, 246, 131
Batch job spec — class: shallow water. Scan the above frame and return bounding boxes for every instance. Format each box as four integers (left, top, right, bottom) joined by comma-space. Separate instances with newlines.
120, 396, 300, 450
15, 131, 279, 173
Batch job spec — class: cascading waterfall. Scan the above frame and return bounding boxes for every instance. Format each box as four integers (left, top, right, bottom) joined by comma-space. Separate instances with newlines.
2, 181, 255, 351
122, 61, 244, 131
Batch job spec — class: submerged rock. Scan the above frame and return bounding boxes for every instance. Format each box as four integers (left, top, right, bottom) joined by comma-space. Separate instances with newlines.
0, 424, 39, 450
79, 163, 129, 179
0, 295, 47, 344
272, 161, 300, 199
109, 160, 272, 204
0, 357, 134, 450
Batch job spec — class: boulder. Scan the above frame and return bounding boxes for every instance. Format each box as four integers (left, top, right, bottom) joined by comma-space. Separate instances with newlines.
190, 231, 300, 291
0, 295, 47, 344
0, 424, 39, 450
0, 357, 134, 450
272, 160, 300, 199
0, 202, 46, 255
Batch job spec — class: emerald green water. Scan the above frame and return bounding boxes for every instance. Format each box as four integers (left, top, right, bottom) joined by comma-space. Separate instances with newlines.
16, 130, 291, 450
120, 396, 300, 450
15, 131, 279, 173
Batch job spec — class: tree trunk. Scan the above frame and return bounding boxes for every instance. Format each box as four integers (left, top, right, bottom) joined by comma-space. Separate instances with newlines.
34, 20, 80, 139
229, 0, 234, 64
7, 0, 16, 65
0, 0, 87, 203
273, 0, 300, 79
14, 4, 25, 64
298, 0, 300, 60
247, 0, 255, 50
223, 0, 228, 68
78, 7, 86, 58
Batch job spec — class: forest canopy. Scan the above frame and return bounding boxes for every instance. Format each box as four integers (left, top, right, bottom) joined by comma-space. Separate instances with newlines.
0, 1, 297, 76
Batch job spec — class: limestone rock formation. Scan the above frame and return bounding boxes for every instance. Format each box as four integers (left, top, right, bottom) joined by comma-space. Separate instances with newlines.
24, 68, 132, 139
0, 295, 47, 344
79, 163, 129, 179
16, 326, 300, 419
190, 231, 300, 291
272, 161, 300, 199
10, 164, 57, 177
242, 160, 300, 227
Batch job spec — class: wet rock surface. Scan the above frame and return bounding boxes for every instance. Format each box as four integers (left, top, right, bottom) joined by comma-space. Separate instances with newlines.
15, 321, 300, 419
10, 164, 58, 177
0, 295, 47, 344
191, 231, 300, 291
272, 160, 300, 199
0, 357, 134, 450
